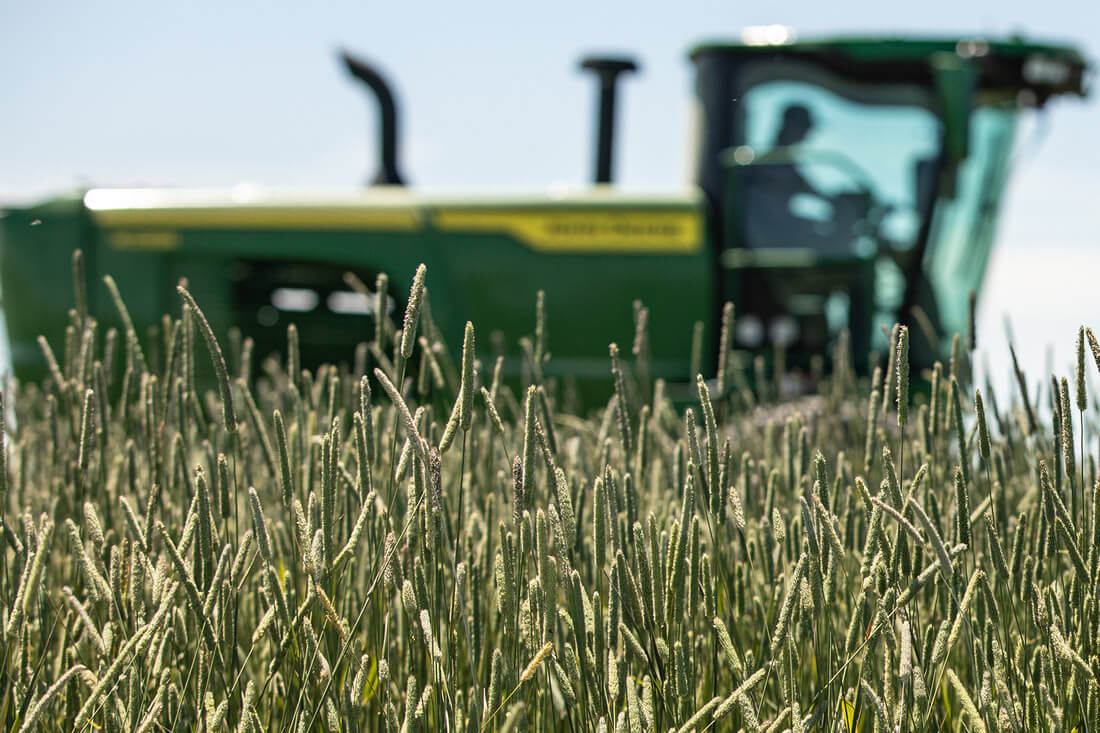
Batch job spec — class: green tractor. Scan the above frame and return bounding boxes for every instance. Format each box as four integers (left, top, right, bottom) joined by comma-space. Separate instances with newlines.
0, 32, 1089, 398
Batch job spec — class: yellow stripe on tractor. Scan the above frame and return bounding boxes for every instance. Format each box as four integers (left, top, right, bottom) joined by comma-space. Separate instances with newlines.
91, 206, 422, 232
433, 209, 702, 254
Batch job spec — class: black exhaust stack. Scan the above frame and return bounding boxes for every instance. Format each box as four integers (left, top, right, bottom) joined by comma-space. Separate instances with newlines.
579, 56, 638, 184
341, 51, 405, 186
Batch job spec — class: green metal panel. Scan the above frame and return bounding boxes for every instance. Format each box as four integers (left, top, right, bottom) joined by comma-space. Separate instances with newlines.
426, 198, 712, 391
1, 189, 713, 402
0, 197, 92, 380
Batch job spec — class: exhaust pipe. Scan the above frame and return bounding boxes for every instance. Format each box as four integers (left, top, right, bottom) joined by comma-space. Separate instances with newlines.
579, 56, 639, 184
340, 50, 405, 186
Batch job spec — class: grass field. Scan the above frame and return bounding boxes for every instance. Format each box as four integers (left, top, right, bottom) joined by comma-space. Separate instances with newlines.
1, 257, 1097, 732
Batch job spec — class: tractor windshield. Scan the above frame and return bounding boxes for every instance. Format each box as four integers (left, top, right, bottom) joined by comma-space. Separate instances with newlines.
706, 59, 951, 359
732, 75, 1021, 349
734, 76, 941, 255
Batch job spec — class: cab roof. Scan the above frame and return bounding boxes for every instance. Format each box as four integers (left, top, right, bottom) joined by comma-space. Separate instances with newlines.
690, 33, 1089, 102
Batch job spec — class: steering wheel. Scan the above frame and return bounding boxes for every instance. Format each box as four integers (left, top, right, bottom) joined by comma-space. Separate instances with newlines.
782, 147, 877, 194
775, 147, 911, 246
722, 145, 906, 253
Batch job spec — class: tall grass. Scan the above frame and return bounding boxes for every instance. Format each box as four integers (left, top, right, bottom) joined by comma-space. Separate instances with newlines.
1, 258, 1098, 732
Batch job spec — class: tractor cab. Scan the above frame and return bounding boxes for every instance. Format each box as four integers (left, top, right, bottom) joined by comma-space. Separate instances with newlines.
690, 33, 1088, 369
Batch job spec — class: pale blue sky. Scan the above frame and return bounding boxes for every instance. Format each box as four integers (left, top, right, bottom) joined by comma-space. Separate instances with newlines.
2, 0, 1097, 250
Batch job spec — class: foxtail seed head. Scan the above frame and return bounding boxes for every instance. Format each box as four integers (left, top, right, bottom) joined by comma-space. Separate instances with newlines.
520, 642, 553, 683
954, 467, 971, 546
896, 326, 909, 428
459, 321, 476, 431
400, 264, 426, 360
1060, 377, 1076, 480
974, 389, 991, 461
1078, 326, 1088, 412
